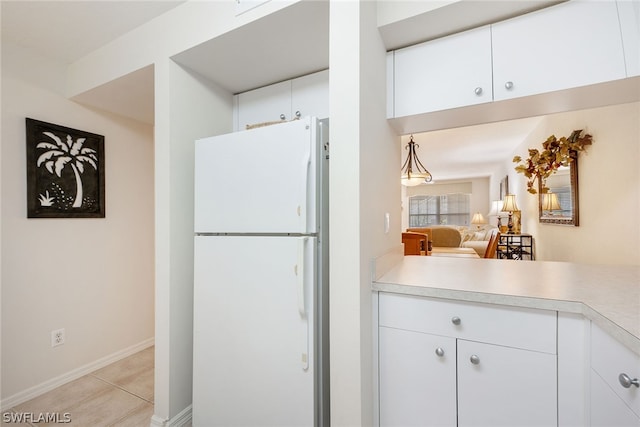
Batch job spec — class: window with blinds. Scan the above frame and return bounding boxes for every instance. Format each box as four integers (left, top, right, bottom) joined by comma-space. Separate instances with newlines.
409, 193, 471, 227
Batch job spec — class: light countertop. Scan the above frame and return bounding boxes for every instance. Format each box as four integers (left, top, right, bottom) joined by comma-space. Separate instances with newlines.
372, 254, 640, 354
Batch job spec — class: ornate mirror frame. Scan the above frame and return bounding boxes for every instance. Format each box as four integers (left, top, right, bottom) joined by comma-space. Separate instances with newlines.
538, 155, 579, 226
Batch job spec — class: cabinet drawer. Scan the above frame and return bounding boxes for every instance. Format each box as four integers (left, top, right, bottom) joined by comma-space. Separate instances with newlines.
591, 323, 640, 418
379, 293, 556, 354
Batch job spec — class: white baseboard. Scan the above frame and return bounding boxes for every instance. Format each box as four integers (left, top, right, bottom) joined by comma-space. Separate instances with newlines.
150, 405, 192, 427
1, 337, 154, 411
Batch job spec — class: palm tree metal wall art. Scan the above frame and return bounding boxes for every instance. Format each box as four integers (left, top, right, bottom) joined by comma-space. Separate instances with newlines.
26, 118, 105, 218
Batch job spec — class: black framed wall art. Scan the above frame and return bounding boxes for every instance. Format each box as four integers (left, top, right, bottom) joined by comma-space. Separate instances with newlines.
26, 118, 105, 218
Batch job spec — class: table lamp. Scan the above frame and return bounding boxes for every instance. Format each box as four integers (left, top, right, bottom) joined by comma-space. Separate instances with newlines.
471, 212, 485, 230
487, 200, 505, 229
501, 194, 519, 234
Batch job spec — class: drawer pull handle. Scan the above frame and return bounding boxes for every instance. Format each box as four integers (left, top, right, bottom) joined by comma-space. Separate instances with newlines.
451, 316, 461, 325
470, 355, 480, 365
435, 347, 445, 357
619, 373, 640, 388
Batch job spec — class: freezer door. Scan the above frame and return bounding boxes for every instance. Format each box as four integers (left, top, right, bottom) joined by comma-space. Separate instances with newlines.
195, 117, 318, 234
193, 235, 316, 426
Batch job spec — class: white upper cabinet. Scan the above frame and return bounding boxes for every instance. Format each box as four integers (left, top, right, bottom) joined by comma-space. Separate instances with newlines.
393, 26, 492, 117
235, 70, 329, 131
492, 0, 627, 101
386, 51, 394, 118
291, 69, 329, 121
618, 0, 640, 77
388, 1, 635, 119
237, 80, 292, 130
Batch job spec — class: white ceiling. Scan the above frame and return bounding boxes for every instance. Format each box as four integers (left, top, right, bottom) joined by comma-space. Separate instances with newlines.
173, 0, 329, 94
404, 116, 544, 182
1, 0, 543, 181
1, 0, 186, 124
1, 1, 186, 64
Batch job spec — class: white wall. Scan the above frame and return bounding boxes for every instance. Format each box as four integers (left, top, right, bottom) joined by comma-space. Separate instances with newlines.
377, 0, 456, 27
329, 1, 400, 425
1, 42, 154, 403
151, 60, 233, 424
506, 102, 640, 266
66, 0, 297, 98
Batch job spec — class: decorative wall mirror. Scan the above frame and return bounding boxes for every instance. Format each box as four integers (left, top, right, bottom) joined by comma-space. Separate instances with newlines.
538, 157, 579, 226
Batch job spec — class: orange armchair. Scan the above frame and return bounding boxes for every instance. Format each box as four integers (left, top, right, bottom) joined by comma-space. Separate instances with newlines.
402, 232, 429, 256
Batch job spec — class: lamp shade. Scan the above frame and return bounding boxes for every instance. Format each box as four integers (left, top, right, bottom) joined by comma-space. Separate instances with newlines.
501, 194, 519, 212
401, 172, 431, 186
487, 200, 504, 216
541, 192, 561, 211
471, 212, 485, 225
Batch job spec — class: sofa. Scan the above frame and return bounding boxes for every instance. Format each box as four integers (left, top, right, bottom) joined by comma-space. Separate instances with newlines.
407, 226, 461, 247
407, 225, 498, 257
460, 227, 499, 257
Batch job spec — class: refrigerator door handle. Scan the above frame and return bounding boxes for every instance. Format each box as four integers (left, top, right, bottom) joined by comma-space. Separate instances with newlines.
298, 145, 311, 232
296, 237, 307, 318
297, 237, 309, 371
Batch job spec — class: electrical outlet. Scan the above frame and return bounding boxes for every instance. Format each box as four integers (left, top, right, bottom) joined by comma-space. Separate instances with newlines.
51, 328, 65, 347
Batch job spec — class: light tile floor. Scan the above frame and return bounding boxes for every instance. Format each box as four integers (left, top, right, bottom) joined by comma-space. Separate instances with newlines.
3, 346, 158, 426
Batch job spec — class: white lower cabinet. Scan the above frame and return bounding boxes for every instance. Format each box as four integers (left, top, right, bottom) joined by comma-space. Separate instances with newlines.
379, 327, 456, 426
378, 293, 558, 426
591, 370, 640, 426
590, 323, 640, 426
457, 340, 557, 426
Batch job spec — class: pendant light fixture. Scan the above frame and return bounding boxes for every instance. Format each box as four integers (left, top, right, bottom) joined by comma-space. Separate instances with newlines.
401, 135, 433, 186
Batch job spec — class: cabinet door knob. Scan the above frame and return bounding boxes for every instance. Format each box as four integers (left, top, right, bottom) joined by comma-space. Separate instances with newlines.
505, 81, 514, 90
474, 87, 483, 95
295, 110, 301, 118
470, 355, 480, 365
619, 373, 640, 388
451, 316, 461, 325
280, 114, 286, 120
435, 347, 445, 357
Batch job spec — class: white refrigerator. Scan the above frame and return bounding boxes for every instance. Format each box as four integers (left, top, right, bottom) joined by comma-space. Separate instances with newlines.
192, 117, 329, 426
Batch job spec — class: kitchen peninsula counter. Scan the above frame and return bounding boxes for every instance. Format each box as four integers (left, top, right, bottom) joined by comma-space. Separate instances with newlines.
372, 254, 640, 354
